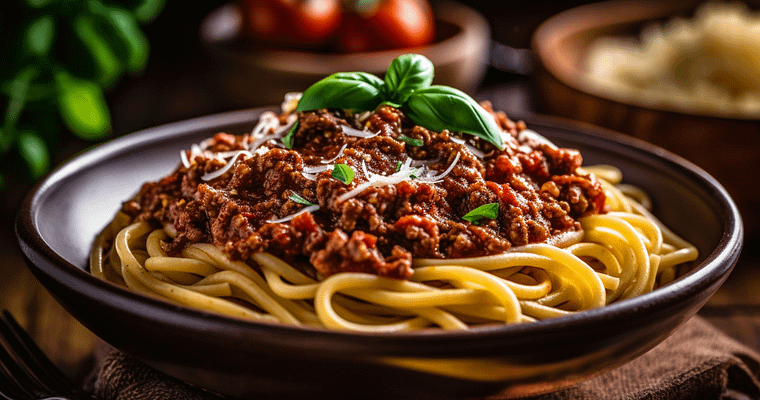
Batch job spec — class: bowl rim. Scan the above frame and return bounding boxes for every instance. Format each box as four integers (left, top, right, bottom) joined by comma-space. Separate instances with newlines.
15, 107, 743, 356
199, 0, 491, 75
531, 0, 760, 121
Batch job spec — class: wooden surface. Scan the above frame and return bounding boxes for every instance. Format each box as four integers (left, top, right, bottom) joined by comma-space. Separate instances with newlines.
1, 216, 100, 385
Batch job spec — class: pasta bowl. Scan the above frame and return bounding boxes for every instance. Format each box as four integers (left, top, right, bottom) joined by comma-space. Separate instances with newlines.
16, 108, 742, 399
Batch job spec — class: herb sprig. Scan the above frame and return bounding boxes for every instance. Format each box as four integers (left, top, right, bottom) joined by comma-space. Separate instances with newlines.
332, 163, 355, 185
289, 192, 315, 206
295, 54, 503, 149
463, 203, 499, 225
397, 134, 423, 147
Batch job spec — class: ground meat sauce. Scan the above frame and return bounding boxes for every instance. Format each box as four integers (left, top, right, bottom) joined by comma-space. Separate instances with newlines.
121, 102, 606, 280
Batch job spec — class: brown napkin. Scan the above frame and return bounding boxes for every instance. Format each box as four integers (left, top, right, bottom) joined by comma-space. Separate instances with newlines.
92, 316, 760, 400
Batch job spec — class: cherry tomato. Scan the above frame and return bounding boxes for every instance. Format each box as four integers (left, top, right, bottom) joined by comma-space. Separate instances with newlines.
339, 0, 435, 52
241, 0, 342, 48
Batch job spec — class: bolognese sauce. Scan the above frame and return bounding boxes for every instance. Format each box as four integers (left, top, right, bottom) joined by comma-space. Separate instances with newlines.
121, 102, 606, 281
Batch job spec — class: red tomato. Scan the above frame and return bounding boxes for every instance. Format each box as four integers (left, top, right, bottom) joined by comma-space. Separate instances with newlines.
241, 0, 342, 48
339, 0, 435, 52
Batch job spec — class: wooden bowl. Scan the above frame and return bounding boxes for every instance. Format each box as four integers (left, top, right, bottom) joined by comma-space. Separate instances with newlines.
532, 0, 760, 240
200, 1, 491, 108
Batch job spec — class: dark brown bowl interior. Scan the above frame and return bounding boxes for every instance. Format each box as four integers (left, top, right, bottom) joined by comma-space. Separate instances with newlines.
16, 108, 742, 399
532, 0, 760, 240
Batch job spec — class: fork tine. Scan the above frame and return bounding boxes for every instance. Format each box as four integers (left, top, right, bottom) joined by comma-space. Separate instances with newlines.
0, 362, 26, 400
0, 336, 40, 399
0, 344, 29, 400
0, 311, 78, 395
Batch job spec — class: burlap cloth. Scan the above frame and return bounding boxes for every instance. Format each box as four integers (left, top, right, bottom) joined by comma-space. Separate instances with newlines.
91, 316, 760, 400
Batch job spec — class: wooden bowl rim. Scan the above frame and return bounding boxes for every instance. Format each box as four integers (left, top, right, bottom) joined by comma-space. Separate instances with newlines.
200, 1, 491, 76
532, 0, 760, 121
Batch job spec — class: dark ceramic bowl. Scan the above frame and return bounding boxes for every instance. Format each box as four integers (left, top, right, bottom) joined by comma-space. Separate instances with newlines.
16, 108, 742, 399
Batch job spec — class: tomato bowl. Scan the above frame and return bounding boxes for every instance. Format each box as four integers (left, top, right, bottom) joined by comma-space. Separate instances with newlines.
200, 1, 491, 108
16, 107, 742, 399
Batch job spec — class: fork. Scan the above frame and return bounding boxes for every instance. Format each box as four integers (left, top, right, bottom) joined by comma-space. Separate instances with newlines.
0, 310, 92, 400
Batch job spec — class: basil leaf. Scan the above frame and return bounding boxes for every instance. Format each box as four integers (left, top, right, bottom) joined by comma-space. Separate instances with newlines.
384, 54, 434, 104
332, 163, 354, 185
297, 72, 386, 112
73, 15, 122, 88
395, 161, 402, 172
462, 203, 499, 225
4, 67, 38, 133
17, 131, 49, 179
25, 0, 56, 7
397, 134, 423, 147
25, 15, 55, 58
55, 72, 112, 139
282, 120, 298, 149
404, 86, 504, 149
132, 0, 167, 24
95, 7, 150, 74
0, 129, 10, 154
289, 192, 315, 206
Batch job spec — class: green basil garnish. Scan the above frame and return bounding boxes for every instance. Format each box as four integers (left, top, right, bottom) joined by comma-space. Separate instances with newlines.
289, 192, 315, 206
282, 120, 298, 149
332, 163, 355, 185
296, 72, 385, 112
405, 86, 503, 150
24, 15, 55, 58
294, 54, 504, 149
463, 203, 499, 225
384, 54, 434, 105
17, 131, 48, 179
395, 161, 402, 172
55, 71, 111, 139
398, 134, 423, 147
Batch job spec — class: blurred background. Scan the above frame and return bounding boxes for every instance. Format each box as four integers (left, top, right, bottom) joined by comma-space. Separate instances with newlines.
2, 0, 759, 384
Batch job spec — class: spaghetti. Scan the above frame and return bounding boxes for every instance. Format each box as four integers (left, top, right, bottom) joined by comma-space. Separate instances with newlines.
90, 98, 698, 331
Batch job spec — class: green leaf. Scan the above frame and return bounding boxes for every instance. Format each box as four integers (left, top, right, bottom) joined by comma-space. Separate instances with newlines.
462, 203, 499, 225
296, 72, 386, 112
25, 0, 56, 8
404, 86, 504, 149
395, 161, 402, 171
397, 134, 423, 147
384, 54, 434, 104
93, 7, 150, 74
0, 128, 12, 154
289, 192, 315, 206
331, 163, 355, 185
4, 67, 38, 132
282, 120, 298, 149
73, 15, 122, 88
55, 72, 111, 139
17, 131, 49, 179
132, 0, 167, 24
24, 15, 55, 58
